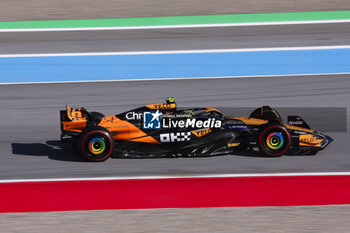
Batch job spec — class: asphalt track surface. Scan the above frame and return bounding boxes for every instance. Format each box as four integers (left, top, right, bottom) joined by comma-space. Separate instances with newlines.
0, 74, 349, 179
1, 23, 350, 54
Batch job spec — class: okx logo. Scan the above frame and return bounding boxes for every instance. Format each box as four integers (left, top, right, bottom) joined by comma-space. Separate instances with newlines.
143, 110, 162, 129
160, 132, 191, 143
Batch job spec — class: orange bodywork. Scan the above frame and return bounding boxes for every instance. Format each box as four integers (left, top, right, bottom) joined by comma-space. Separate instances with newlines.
98, 116, 160, 144
229, 117, 268, 125
299, 134, 323, 147
284, 124, 321, 147
61, 105, 159, 144
284, 124, 315, 133
204, 107, 223, 114
62, 120, 87, 133
62, 105, 87, 132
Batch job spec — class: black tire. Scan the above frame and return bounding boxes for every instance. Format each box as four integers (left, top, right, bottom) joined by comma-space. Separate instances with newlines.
79, 126, 114, 162
258, 124, 291, 157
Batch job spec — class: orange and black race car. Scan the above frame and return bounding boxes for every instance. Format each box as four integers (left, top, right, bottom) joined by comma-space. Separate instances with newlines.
60, 98, 333, 162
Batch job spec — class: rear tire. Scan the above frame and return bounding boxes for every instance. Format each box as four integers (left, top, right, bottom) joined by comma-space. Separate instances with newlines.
79, 126, 114, 162
258, 124, 291, 157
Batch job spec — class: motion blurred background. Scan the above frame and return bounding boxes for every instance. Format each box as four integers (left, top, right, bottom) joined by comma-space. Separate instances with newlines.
1, 1, 350, 232
0, 0, 349, 21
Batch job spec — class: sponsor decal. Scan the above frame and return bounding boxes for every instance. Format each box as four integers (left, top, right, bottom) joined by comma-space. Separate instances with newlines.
301, 138, 313, 143
126, 111, 142, 120
160, 132, 191, 143
225, 124, 248, 130
227, 142, 240, 147
192, 128, 213, 137
128, 110, 222, 129
293, 130, 308, 135
165, 113, 193, 118
300, 137, 316, 143
151, 103, 174, 109
289, 120, 304, 125
61, 134, 72, 140
103, 116, 115, 123
63, 122, 85, 128
162, 118, 222, 129
299, 134, 322, 145
112, 125, 128, 129
126, 111, 192, 120
224, 120, 248, 130
143, 110, 162, 129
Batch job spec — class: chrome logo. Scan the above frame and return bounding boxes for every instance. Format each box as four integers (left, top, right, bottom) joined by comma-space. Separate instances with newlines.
266, 132, 284, 150
88, 138, 106, 155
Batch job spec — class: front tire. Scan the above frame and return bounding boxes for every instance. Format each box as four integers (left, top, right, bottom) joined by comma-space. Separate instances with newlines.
79, 126, 114, 162
258, 124, 291, 157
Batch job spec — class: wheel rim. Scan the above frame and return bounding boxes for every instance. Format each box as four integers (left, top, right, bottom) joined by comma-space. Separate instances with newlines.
88, 137, 106, 155
81, 130, 113, 161
266, 132, 284, 150
259, 125, 291, 157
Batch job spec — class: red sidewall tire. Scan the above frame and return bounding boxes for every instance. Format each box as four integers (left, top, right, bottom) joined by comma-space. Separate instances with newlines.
80, 129, 114, 162
258, 125, 291, 157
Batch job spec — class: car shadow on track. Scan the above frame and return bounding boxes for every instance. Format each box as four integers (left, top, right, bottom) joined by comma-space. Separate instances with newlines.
11, 141, 307, 161
232, 150, 267, 158
11, 140, 86, 162
232, 149, 313, 158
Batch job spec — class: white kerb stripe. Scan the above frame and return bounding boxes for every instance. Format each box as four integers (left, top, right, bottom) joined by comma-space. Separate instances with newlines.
1, 45, 350, 58
1, 72, 350, 86
1, 172, 350, 183
0, 19, 350, 32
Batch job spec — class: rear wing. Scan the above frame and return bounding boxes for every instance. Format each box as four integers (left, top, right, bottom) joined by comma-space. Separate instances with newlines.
66, 105, 85, 121
60, 105, 88, 142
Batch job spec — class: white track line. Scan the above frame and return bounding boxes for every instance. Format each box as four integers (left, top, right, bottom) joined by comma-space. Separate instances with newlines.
1, 45, 350, 58
1, 172, 350, 183
1, 19, 350, 32
1, 72, 350, 86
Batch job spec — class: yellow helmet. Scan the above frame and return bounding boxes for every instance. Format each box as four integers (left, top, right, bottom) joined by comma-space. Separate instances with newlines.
165, 97, 175, 104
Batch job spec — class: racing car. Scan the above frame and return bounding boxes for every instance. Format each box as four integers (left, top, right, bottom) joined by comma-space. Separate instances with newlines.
60, 97, 333, 161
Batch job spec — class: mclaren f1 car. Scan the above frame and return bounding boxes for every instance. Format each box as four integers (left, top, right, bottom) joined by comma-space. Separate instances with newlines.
60, 98, 333, 161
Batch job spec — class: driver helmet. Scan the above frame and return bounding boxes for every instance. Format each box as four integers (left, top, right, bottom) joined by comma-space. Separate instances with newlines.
165, 97, 175, 104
